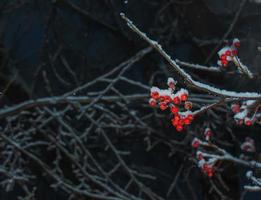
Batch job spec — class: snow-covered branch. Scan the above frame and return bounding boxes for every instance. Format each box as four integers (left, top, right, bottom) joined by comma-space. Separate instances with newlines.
120, 13, 261, 100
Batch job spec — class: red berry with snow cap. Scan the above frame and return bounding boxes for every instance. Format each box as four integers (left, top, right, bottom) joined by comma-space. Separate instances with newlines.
149, 98, 157, 107
192, 139, 200, 148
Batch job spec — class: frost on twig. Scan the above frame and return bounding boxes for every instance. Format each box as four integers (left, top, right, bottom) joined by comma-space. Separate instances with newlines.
120, 13, 261, 100
244, 171, 261, 192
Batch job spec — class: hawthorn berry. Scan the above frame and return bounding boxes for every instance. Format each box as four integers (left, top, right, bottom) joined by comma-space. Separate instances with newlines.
159, 102, 168, 110
171, 106, 179, 114
173, 96, 181, 105
180, 93, 188, 101
151, 91, 159, 99
231, 103, 240, 113
184, 117, 191, 125
244, 118, 252, 126
192, 139, 200, 148
184, 101, 192, 110
225, 50, 231, 56
176, 125, 183, 132
149, 98, 157, 107
167, 77, 176, 90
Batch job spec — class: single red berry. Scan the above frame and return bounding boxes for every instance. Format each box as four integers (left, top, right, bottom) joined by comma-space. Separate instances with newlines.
234, 42, 240, 48
192, 139, 200, 148
225, 50, 231, 56
178, 119, 185, 126
171, 118, 179, 126
151, 91, 159, 99
174, 114, 181, 121
222, 59, 228, 66
208, 171, 213, 178
176, 125, 183, 132
231, 104, 240, 113
171, 106, 179, 114
221, 54, 227, 60
168, 82, 176, 90
184, 117, 191, 125
173, 96, 181, 105
149, 98, 157, 107
204, 129, 212, 137
187, 114, 194, 121
245, 119, 252, 126
184, 101, 192, 110
180, 93, 188, 101
159, 102, 168, 110
164, 95, 171, 103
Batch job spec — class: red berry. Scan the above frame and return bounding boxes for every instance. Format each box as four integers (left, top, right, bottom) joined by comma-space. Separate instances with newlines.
180, 93, 188, 101
221, 54, 227, 60
225, 50, 231, 56
222, 59, 228, 66
231, 104, 240, 113
164, 95, 171, 103
234, 42, 240, 48
174, 114, 181, 121
151, 91, 159, 99
208, 171, 213, 178
159, 102, 168, 110
159, 96, 165, 102
171, 118, 179, 126
192, 139, 200, 148
168, 82, 175, 90
173, 96, 181, 105
178, 119, 185, 126
149, 98, 157, 107
187, 114, 194, 121
245, 119, 252, 126
204, 129, 212, 137
176, 125, 183, 132
184, 101, 192, 110
171, 106, 179, 114
184, 117, 191, 125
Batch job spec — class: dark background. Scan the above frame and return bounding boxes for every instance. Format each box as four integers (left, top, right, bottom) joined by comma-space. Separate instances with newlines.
0, 0, 261, 199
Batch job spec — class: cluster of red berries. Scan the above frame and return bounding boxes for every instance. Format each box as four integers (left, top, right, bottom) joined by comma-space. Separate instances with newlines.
149, 78, 194, 132
192, 129, 216, 177
196, 149, 215, 177
217, 38, 240, 67
231, 101, 257, 126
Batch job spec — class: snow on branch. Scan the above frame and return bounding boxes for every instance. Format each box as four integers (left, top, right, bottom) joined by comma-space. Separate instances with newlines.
120, 13, 261, 100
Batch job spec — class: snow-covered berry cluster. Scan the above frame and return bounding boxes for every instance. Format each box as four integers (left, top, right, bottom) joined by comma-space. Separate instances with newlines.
192, 128, 216, 177
196, 151, 216, 178
217, 38, 240, 67
231, 100, 258, 126
240, 137, 256, 160
149, 78, 194, 132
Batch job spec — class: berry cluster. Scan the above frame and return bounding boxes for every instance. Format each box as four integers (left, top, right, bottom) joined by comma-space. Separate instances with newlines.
197, 151, 216, 178
217, 38, 240, 67
192, 129, 216, 178
149, 78, 194, 132
231, 100, 257, 126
